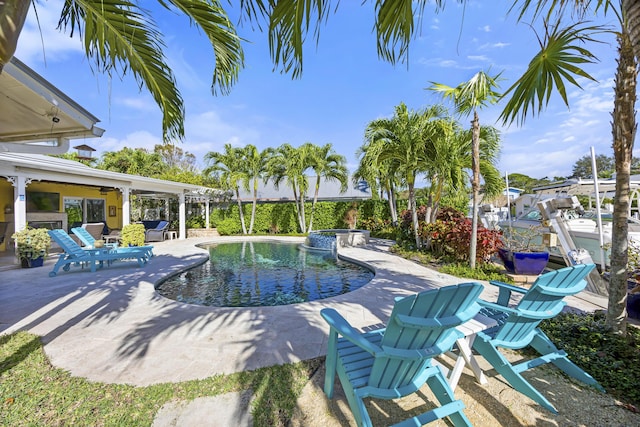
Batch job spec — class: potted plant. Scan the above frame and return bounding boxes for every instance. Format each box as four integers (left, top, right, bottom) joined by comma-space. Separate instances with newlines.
11, 226, 51, 268
498, 225, 550, 275
120, 223, 146, 247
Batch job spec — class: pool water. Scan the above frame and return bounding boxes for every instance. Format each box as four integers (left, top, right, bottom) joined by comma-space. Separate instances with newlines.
156, 241, 374, 307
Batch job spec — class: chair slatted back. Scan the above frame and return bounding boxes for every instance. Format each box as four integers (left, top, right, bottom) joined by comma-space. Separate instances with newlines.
368, 283, 483, 390
71, 227, 95, 247
492, 264, 595, 348
48, 229, 87, 258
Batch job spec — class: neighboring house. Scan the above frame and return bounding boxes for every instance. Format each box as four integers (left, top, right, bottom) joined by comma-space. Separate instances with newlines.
234, 177, 371, 202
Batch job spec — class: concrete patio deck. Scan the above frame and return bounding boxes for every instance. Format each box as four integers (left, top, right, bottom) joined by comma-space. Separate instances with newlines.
0, 236, 609, 388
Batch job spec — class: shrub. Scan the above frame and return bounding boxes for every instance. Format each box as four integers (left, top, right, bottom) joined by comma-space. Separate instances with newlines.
421, 207, 502, 264
216, 218, 242, 235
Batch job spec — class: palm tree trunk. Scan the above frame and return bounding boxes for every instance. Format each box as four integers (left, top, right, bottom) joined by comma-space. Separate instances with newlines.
0, 0, 30, 71
469, 111, 481, 269
623, 0, 640, 61
292, 178, 306, 233
608, 29, 637, 335
408, 181, 420, 248
387, 181, 398, 226
235, 188, 247, 235
249, 178, 258, 234
308, 177, 321, 232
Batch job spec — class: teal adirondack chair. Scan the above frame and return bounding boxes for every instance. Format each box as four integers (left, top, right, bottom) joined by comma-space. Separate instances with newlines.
321, 282, 484, 427
48, 229, 149, 277
472, 263, 604, 414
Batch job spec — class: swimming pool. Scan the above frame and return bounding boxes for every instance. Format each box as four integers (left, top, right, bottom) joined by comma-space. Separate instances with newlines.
155, 241, 374, 307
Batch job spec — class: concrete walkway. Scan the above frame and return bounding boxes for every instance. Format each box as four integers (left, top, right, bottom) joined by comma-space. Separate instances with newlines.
0, 236, 610, 423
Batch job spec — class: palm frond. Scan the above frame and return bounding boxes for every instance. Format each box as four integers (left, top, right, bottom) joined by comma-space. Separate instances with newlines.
499, 20, 606, 126
61, 1, 183, 141
165, 0, 244, 96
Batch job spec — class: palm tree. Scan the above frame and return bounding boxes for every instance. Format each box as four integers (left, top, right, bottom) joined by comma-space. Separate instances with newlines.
354, 144, 402, 225
429, 70, 503, 268
306, 143, 348, 232
0, 1, 244, 142
365, 102, 447, 248
242, 145, 271, 234
267, 143, 312, 233
204, 144, 248, 234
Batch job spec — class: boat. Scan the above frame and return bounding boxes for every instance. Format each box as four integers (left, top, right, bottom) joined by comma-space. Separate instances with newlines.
495, 195, 640, 269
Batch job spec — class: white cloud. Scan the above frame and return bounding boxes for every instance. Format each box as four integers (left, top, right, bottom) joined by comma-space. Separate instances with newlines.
15, 0, 84, 63
480, 25, 491, 32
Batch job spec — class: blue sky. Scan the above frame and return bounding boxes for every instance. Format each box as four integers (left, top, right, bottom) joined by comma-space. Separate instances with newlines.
15, 1, 623, 180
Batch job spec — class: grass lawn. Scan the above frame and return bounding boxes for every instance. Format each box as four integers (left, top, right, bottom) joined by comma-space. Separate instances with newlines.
0, 331, 321, 426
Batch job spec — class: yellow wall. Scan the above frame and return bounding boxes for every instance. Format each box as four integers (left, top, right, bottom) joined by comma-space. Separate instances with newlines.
0, 181, 122, 229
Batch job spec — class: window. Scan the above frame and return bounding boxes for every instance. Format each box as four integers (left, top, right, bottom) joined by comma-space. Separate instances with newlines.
64, 197, 106, 228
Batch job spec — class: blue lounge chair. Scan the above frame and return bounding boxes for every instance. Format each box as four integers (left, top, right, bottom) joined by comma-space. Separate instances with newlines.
71, 226, 154, 259
71, 226, 118, 249
321, 282, 484, 427
48, 229, 150, 277
472, 264, 604, 414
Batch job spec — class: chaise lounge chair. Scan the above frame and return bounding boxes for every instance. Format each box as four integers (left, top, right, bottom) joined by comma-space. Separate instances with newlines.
471, 263, 604, 414
145, 220, 169, 242
321, 282, 484, 427
47, 229, 151, 277
71, 226, 154, 259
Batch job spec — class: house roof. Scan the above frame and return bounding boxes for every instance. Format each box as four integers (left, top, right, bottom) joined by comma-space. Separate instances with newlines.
0, 152, 217, 200
0, 57, 104, 154
235, 177, 371, 202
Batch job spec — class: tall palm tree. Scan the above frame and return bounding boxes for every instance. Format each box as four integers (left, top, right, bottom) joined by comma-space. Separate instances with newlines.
429, 70, 503, 268
204, 144, 248, 234
242, 145, 271, 234
267, 143, 312, 233
306, 143, 348, 232
365, 102, 447, 248
504, 1, 635, 334
0, 1, 244, 142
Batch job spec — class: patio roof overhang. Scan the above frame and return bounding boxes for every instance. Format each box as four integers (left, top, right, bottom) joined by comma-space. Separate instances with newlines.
0, 57, 104, 154
0, 152, 214, 198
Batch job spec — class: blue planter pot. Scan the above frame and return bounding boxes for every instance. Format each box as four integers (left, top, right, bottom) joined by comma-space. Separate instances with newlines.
20, 256, 44, 268
498, 248, 549, 275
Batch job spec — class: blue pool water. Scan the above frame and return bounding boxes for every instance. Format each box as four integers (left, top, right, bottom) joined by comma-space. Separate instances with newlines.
156, 241, 374, 307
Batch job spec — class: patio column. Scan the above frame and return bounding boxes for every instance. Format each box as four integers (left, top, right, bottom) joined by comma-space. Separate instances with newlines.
179, 192, 186, 239
121, 187, 131, 226
164, 198, 170, 221
8, 175, 29, 233
205, 199, 210, 229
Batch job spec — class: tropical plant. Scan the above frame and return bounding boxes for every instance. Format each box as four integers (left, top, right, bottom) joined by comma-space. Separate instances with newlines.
306, 143, 348, 232
364, 102, 448, 248
204, 144, 248, 234
241, 145, 271, 234
11, 226, 51, 262
429, 70, 503, 269
120, 223, 146, 247
267, 143, 312, 233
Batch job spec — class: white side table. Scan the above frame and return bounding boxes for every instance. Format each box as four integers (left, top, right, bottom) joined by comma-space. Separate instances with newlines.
441, 313, 498, 390
164, 230, 177, 240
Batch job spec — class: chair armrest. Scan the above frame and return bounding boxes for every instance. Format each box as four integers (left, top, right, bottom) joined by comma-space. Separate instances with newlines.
478, 300, 521, 317
488, 280, 528, 306
321, 308, 383, 356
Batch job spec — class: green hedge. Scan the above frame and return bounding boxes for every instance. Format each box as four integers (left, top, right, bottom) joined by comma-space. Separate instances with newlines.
210, 200, 393, 234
